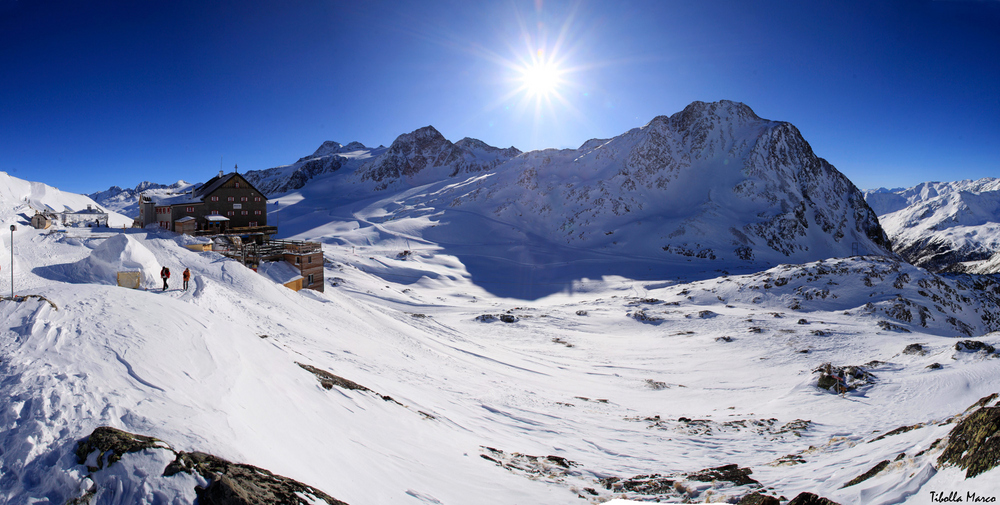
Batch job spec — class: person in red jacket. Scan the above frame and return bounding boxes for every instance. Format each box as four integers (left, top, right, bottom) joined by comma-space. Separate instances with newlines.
161, 266, 170, 291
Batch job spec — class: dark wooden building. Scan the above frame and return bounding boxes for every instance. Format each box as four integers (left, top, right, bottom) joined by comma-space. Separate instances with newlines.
139, 170, 271, 235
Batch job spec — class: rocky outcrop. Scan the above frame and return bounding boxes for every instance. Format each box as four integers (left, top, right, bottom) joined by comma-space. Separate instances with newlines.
73, 426, 348, 505
938, 395, 1000, 478
357, 127, 521, 189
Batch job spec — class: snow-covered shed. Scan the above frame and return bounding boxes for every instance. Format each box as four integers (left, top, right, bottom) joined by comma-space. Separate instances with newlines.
257, 261, 304, 291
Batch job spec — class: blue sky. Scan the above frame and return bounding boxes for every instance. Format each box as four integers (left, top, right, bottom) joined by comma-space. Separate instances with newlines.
1, 0, 997, 195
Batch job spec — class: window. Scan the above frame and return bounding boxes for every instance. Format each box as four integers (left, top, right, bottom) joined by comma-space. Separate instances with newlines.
296, 257, 301, 264
241, 197, 247, 202
241, 210, 248, 215
227, 211, 235, 216
308, 256, 312, 263
228, 197, 234, 202
254, 197, 261, 202
249, 221, 258, 227
210, 210, 219, 215
186, 207, 194, 213
308, 274, 315, 285
211, 196, 218, 202
233, 203, 242, 209
235, 182, 240, 188
254, 210, 261, 215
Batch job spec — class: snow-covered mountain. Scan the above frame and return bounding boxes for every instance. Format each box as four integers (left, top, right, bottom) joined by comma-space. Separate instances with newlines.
4, 102, 1000, 503
241, 141, 387, 197
262, 101, 890, 298
356, 127, 522, 190
88, 180, 196, 218
864, 178, 1000, 272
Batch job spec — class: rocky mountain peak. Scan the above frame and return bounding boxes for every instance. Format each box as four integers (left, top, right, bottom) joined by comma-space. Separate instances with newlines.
357, 127, 520, 188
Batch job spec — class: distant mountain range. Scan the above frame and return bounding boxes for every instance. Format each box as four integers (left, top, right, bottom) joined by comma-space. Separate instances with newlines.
87, 180, 195, 218
92, 101, 893, 277
863, 178, 1000, 272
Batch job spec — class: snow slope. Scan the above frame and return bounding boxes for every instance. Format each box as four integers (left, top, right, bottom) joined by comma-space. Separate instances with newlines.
0, 172, 131, 228
262, 101, 889, 298
2, 137, 1000, 502
864, 178, 1000, 272
1, 222, 999, 504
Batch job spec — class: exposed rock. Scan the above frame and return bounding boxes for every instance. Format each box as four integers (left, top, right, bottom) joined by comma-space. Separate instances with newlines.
296, 362, 402, 405
687, 464, 758, 486
74, 427, 348, 505
787, 492, 841, 505
631, 309, 662, 323
938, 404, 1000, 478
955, 340, 996, 353
869, 423, 923, 443
479, 446, 578, 482
599, 474, 675, 495
75, 426, 166, 472
814, 362, 876, 393
296, 362, 368, 391
738, 492, 781, 505
165, 451, 348, 505
841, 460, 889, 487
902, 343, 926, 355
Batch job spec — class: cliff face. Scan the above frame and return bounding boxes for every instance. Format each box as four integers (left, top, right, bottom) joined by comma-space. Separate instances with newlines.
423, 100, 889, 264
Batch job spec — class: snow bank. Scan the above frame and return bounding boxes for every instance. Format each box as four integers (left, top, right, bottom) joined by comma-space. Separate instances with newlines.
72, 234, 161, 287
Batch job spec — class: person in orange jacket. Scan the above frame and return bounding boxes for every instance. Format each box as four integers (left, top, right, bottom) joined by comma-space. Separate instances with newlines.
183, 268, 191, 291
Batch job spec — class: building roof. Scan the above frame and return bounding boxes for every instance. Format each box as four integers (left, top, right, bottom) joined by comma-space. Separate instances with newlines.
205, 215, 230, 222
175, 216, 196, 222
149, 193, 201, 206
145, 171, 267, 207
257, 261, 303, 285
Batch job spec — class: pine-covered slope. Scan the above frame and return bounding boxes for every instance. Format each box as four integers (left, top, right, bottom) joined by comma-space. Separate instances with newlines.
864, 178, 1000, 272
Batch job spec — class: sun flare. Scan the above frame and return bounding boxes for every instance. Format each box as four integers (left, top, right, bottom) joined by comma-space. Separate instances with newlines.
520, 61, 562, 98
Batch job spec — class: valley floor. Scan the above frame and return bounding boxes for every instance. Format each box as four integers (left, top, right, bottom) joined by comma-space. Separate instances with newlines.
1, 226, 998, 504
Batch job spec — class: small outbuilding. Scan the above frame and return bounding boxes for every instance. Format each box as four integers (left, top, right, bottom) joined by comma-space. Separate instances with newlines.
174, 216, 197, 235
257, 261, 304, 291
31, 211, 53, 229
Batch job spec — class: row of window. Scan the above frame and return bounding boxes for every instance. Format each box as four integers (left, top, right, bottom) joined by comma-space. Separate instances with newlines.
208, 210, 262, 216
209, 196, 262, 202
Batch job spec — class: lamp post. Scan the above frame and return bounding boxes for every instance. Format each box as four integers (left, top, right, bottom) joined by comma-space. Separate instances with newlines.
9, 224, 14, 299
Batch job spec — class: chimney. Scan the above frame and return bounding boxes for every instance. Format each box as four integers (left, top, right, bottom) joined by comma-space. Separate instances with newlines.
219, 170, 223, 178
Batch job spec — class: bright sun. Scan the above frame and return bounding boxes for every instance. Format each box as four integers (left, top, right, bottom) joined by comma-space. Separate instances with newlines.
520, 61, 562, 98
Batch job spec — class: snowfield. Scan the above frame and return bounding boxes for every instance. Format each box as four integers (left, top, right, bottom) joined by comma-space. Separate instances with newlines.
7, 100, 1000, 503
0, 217, 998, 504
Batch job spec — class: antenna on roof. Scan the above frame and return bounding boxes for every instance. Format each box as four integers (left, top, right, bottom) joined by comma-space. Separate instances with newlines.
234, 163, 238, 174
